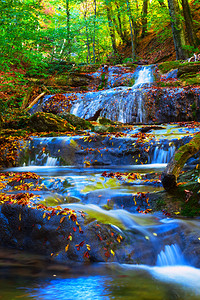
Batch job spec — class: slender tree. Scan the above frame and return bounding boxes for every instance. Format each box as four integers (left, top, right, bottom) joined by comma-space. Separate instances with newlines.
66, 0, 71, 59
105, 0, 118, 55
167, 0, 188, 59
141, 0, 148, 38
181, 0, 199, 49
92, 0, 97, 63
126, 0, 136, 60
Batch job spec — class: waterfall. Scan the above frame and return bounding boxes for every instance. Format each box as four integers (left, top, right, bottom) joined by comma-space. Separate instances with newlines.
29, 152, 59, 166
156, 244, 187, 266
70, 65, 154, 123
133, 65, 154, 88
45, 154, 58, 166
150, 144, 176, 164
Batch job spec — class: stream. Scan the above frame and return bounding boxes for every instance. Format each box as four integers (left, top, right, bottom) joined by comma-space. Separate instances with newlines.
1, 65, 200, 299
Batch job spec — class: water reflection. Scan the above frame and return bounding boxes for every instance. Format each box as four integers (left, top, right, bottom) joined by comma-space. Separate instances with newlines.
29, 276, 110, 300
24, 266, 200, 300
1, 253, 200, 300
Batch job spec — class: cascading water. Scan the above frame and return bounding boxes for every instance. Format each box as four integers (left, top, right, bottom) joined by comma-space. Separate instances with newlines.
133, 66, 154, 87
70, 65, 154, 123
156, 244, 187, 266
150, 144, 176, 164
45, 154, 58, 166
2, 65, 200, 299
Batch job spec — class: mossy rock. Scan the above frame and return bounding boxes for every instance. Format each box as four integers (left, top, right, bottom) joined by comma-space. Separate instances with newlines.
98, 117, 116, 125
28, 112, 74, 132
177, 64, 200, 78
58, 112, 93, 130
180, 74, 200, 86
158, 61, 200, 75
158, 61, 183, 74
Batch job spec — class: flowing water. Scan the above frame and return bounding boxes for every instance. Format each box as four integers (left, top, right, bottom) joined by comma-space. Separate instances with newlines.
70, 65, 154, 123
1, 66, 200, 299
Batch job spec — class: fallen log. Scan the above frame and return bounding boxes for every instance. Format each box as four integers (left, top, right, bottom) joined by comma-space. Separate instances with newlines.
161, 133, 200, 191
26, 91, 46, 110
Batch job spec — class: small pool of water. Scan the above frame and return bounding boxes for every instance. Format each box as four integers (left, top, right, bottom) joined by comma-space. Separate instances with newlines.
1, 250, 200, 300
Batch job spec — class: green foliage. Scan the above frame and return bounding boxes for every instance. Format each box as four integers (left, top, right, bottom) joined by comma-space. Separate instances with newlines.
158, 61, 183, 73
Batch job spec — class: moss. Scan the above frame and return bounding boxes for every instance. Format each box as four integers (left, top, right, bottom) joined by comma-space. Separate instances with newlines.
58, 112, 93, 130
158, 60, 182, 74
174, 134, 200, 164
180, 74, 200, 86
158, 60, 200, 74
84, 208, 125, 230
28, 112, 74, 132
98, 117, 115, 125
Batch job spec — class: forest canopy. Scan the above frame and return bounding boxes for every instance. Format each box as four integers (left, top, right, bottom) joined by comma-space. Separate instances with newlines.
0, 0, 200, 71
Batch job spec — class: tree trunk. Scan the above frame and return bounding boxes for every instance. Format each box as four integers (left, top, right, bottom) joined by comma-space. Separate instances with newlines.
115, 1, 125, 42
181, 0, 198, 49
92, 0, 97, 63
167, 0, 188, 60
161, 133, 200, 191
141, 0, 148, 38
84, 10, 91, 64
126, 0, 136, 60
105, 2, 118, 55
66, 0, 71, 59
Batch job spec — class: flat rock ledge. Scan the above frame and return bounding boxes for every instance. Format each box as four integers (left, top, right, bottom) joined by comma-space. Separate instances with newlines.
0, 200, 200, 267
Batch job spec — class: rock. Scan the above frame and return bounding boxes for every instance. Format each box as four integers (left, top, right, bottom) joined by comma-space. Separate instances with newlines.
161, 133, 200, 191
43, 94, 72, 114
58, 112, 93, 130
86, 109, 103, 121
177, 64, 200, 78
0, 201, 157, 265
28, 112, 74, 132
53, 73, 94, 87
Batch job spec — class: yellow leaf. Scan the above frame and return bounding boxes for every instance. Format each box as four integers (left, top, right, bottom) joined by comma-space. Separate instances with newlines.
84, 160, 91, 166
117, 235, 122, 243
65, 244, 69, 252
86, 244, 91, 251
43, 213, 46, 219
110, 249, 115, 256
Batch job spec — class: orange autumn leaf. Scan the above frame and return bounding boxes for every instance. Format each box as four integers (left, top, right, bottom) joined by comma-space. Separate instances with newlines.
60, 216, 66, 223
65, 244, 69, 252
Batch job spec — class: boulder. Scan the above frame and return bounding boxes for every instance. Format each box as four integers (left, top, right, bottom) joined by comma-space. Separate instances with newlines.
161, 133, 200, 191
28, 112, 74, 132
58, 112, 93, 130
177, 64, 200, 78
